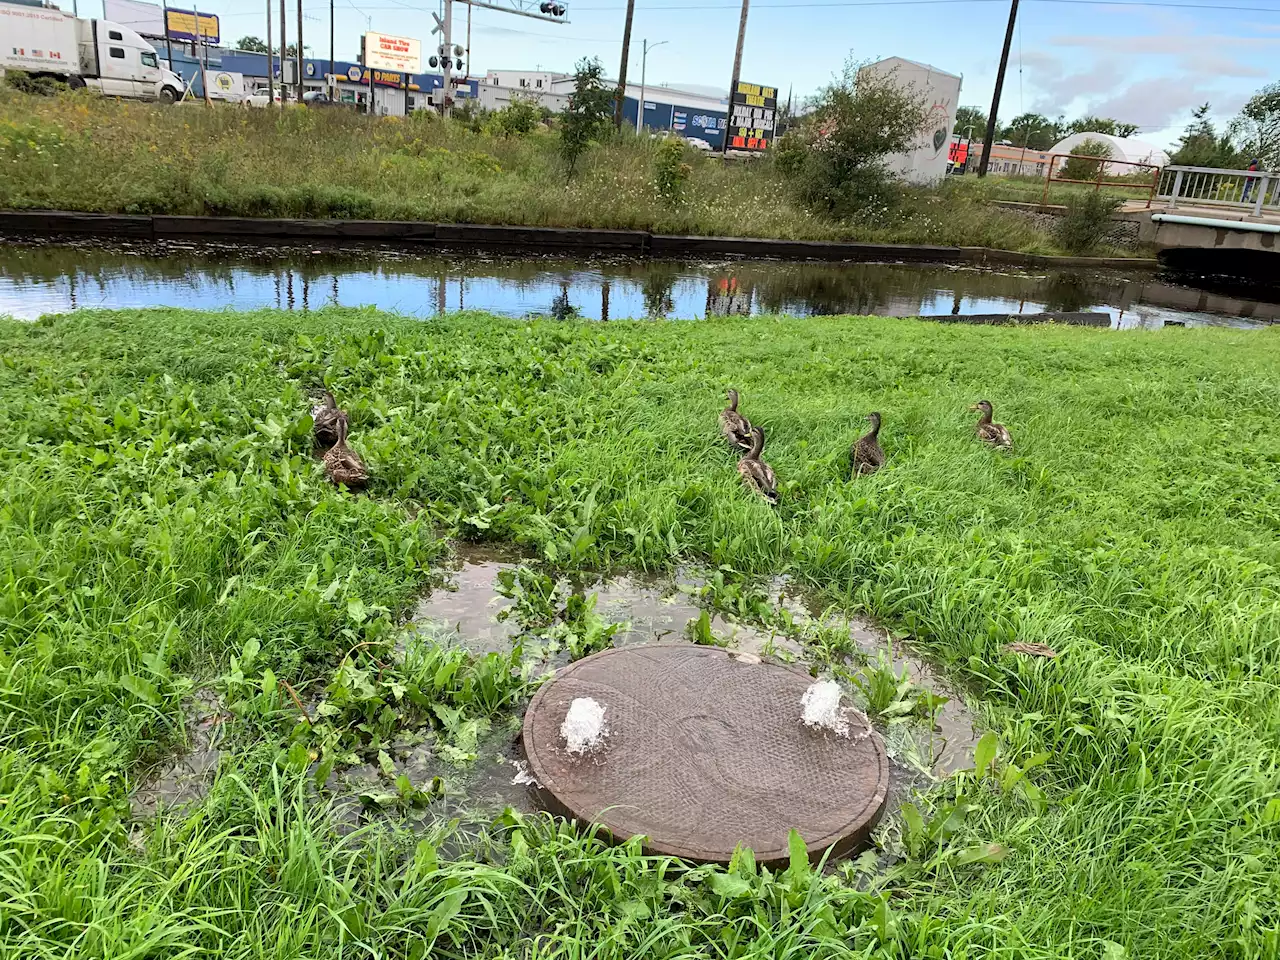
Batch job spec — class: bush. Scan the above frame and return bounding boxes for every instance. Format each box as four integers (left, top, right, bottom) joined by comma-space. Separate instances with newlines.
490, 97, 540, 137
653, 137, 692, 202
1060, 138, 1112, 182
4, 70, 62, 97
786, 56, 930, 219
559, 57, 613, 178
772, 132, 806, 176
1054, 191, 1122, 254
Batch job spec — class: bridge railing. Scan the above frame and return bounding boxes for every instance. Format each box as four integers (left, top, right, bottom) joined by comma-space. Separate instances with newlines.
1157, 165, 1280, 216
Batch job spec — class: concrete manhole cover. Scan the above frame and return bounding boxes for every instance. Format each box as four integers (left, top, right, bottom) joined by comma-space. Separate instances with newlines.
522, 645, 889, 865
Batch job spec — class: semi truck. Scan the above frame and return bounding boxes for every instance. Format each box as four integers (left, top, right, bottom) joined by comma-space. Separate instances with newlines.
0, 0, 184, 103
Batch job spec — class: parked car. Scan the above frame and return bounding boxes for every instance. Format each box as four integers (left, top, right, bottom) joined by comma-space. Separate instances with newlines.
244, 87, 282, 107
684, 137, 714, 151
302, 91, 346, 108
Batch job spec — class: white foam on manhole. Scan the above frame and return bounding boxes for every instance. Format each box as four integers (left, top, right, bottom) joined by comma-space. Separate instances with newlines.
801, 680, 872, 740
560, 697, 608, 755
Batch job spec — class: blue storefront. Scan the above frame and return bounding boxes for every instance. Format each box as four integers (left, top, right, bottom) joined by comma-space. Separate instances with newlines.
619, 96, 728, 149
163, 46, 477, 108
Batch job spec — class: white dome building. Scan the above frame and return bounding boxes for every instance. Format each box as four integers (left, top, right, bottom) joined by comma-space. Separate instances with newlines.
1048, 133, 1170, 168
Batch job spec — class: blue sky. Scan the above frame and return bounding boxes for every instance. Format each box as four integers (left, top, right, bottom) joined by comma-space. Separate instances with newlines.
88, 0, 1280, 147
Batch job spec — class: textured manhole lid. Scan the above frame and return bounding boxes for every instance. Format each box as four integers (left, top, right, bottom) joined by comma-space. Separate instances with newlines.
522, 645, 889, 865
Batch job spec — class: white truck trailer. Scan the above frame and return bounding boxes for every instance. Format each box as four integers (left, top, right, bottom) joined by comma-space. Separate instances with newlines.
0, 0, 184, 103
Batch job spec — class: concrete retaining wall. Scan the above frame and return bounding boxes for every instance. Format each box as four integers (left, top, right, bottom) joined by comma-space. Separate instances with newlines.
990, 201, 1142, 248
0, 211, 1159, 271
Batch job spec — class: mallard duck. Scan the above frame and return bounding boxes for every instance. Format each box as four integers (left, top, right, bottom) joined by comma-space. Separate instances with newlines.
312, 390, 350, 449
971, 400, 1013, 450
720, 388, 753, 451
322, 417, 368, 489
850, 412, 885, 476
737, 426, 778, 503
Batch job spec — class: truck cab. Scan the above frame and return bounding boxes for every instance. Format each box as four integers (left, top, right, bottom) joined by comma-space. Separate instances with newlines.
76, 19, 183, 102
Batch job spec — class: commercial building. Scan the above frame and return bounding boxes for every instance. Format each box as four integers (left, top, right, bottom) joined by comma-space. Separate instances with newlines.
480, 68, 733, 148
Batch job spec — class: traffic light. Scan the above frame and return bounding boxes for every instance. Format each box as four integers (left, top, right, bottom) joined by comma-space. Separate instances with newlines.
539, 2, 567, 15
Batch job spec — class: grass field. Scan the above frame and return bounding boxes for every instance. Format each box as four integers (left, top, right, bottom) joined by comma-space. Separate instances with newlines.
0, 89, 1082, 253
1, 306, 1278, 958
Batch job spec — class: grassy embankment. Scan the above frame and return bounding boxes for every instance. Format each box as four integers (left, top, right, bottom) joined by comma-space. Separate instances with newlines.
2, 307, 1278, 958
0, 89, 1083, 253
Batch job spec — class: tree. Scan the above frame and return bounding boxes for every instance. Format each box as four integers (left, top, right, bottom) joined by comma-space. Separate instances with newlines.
1229, 82, 1280, 168
1060, 138, 1112, 181
237, 36, 270, 53
953, 105, 988, 139
789, 57, 931, 218
1168, 103, 1240, 168
1001, 112, 1062, 150
1068, 116, 1139, 139
559, 58, 614, 178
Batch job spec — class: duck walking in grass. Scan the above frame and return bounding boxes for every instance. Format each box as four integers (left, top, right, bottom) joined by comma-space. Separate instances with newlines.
850, 412, 886, 477
738, 426, 779, 503
322, 418, 368, 489
971, 400, 1013, 450
720, 388, 754, 451
312, 390, 350, 449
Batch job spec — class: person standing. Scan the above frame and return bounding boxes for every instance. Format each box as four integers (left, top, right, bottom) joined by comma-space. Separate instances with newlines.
1242, 158, 1261, 203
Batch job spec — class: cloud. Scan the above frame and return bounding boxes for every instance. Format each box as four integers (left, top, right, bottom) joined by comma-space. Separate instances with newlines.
1050, 31, 1279, 78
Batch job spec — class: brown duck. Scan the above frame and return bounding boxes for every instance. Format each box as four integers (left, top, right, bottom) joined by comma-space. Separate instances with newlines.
322, 418, 369, 489
312, 390, 350, 449
737, 426, 778, 503
850, 412, 886, 476
971, 400, 1013, 450
720, 388, 753, 451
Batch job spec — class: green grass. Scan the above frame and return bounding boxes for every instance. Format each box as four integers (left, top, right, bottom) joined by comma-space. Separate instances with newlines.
2, 307, 1279, 958
0, 89, 1071, 253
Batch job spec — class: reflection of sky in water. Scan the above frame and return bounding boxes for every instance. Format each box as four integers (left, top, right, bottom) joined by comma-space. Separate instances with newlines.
0, 243, 1273, 330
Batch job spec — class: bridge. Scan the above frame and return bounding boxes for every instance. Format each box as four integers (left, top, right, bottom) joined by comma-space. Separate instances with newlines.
1119, 165, 1280, 269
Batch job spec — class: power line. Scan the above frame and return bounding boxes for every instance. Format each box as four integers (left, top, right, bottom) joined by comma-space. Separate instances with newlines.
567, 0, 1280, 11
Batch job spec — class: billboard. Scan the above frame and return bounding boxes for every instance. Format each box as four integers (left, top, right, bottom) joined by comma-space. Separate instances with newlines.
362, 32, 421, 73
102, 0, 165, 37
165, 7, 220, 44
727, 80, 776, 151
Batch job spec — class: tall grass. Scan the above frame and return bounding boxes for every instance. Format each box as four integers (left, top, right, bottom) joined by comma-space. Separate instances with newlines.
1, 307, 1277, 957
0, 89, 1060, 251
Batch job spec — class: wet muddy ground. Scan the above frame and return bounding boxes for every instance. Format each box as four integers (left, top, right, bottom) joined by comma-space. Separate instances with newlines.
131, 542, 981, 836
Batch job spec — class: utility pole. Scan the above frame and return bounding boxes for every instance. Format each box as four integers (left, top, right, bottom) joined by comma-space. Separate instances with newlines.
195, 2, 210, 104
721, 0, 749, 157
614, 0, 635, 129
266, 0, 274, 104
441, 0, 453, 117
279, 0, 288, 103
977, 0, 1018, 178
329, 0, 334, 82
296, 0, 304, 100
636, 39, 668, 134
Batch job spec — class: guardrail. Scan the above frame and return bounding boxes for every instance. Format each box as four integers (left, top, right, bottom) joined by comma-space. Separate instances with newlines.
1157, 165, 1280, 216
1040, 154, 1161, 208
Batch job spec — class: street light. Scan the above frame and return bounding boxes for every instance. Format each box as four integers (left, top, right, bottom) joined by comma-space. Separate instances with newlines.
636, 38, 668, 135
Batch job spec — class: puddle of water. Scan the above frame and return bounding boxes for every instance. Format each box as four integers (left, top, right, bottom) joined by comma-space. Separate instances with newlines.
130, 688, 227, 818
408, 544, 979, 781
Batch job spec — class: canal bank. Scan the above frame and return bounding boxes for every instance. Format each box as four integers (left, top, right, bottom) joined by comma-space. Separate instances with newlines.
0, 211, 1159, 272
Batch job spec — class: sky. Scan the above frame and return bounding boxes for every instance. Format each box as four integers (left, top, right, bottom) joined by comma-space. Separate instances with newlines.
85, 0, 1280, 148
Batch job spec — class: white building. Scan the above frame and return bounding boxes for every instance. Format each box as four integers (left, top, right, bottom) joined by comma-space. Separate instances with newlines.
857, 56, 963, 185
1048, 133, 1170, 169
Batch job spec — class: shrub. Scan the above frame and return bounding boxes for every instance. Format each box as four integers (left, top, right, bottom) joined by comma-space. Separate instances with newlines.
1054, 191, 1122, 254
1060, 138, 1112, 182
653, 137, 692, 202
786, 56, 930, 219
4, 70, 62, 96
559, 57, 613, 178
772, 132, 806, 176
491, 97, 540, 137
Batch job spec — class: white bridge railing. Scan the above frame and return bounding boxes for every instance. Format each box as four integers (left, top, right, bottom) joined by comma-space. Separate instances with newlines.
1156, 165, 1280, 216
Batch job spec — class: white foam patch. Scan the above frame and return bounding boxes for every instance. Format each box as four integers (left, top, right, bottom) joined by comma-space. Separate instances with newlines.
801, 680, 873, 740
510, 760, 540, 787
560, 697, 608, 755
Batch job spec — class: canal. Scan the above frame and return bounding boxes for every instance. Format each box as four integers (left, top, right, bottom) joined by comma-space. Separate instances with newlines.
2, 238, 1277, 328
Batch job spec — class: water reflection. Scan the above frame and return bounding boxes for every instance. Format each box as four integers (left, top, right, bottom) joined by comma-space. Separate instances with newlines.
0, 238, 1274, 329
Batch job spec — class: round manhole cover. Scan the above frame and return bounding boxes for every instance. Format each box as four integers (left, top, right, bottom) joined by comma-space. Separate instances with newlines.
522, 645, 889, 866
